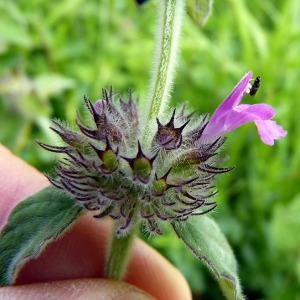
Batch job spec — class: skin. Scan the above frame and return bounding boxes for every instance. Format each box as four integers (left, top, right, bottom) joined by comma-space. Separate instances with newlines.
0, 144, 192, 300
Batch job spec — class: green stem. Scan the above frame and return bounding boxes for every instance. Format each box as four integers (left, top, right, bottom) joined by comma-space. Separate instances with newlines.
105, 225, 136, 280
142, 0, 185, 143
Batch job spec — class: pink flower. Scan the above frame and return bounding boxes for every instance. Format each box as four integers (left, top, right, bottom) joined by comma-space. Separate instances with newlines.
201, 71, 287, 146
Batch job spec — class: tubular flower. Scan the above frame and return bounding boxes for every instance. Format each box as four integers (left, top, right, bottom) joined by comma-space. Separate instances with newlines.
201, 71, 287, 146
39, 88, 232, 236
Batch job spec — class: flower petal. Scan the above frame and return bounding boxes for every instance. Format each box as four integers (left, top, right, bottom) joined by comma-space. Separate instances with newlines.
200, 71, 287, 145
203, 103, 276, 139
211, 71, 252, 115
201, 72, 253, 141
254, 120, 288, 146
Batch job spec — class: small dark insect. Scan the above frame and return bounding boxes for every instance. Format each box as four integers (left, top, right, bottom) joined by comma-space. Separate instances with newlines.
249, 76, 261, 96
136, 0, 149, 5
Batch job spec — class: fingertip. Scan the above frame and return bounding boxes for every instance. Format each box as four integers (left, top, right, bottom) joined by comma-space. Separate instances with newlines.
0, 144, 49, 231
0, 279, 155, 300
16, 216, 192, 300
127, 238, 192, 300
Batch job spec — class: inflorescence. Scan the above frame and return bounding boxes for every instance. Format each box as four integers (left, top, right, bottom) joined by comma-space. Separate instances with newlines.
38, 71, 287, 236
38, 88, 231, 236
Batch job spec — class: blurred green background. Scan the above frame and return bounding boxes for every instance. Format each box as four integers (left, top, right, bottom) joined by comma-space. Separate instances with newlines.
0, 0, 299, 299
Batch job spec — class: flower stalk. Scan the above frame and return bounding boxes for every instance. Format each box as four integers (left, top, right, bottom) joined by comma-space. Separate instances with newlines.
105, 224, 137, 280
143, 0, 185, 143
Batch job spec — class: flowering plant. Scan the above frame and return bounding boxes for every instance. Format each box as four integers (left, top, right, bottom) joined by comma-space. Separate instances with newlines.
0, 1, 287, 299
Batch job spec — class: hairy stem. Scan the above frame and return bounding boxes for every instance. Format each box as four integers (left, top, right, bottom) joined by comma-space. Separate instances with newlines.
142, 0, 185, 144
105, 226, 136, 280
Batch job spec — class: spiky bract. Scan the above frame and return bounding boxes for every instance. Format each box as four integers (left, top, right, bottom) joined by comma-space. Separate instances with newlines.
39, 88, 232, 236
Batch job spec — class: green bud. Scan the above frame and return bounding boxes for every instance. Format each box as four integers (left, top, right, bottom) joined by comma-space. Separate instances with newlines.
152, 179, 167, 196
133, 157, 151, 181
103, 150, 118, 171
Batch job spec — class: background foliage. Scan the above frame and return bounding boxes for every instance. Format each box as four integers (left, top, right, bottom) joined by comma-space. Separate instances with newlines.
0, 0, 299, 299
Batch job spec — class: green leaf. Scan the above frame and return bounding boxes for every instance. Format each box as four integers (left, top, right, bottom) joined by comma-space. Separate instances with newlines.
0, 185, 84, 286
186, 0, 213, 27
172, 216, 245, 300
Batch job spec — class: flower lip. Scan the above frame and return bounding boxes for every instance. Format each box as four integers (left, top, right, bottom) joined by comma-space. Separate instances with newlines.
201, 71, 287, 146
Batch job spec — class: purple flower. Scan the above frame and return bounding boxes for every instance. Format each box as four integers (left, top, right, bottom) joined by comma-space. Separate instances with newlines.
201, 71, 287, 146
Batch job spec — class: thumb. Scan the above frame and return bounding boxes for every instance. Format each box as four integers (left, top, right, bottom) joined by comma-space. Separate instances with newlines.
0, 278, 155, 300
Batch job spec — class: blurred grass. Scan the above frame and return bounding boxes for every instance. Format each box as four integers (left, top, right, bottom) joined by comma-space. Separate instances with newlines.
0, 0, 299, 299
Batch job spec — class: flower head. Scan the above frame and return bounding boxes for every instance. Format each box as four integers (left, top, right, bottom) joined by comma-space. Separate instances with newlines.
201, 71, 287, 146
38, 88, 232, 236
38, 74, 287, 237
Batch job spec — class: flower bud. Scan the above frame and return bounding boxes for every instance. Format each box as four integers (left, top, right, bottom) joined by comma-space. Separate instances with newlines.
121, 142, 157, 184
152, 109, 189, 151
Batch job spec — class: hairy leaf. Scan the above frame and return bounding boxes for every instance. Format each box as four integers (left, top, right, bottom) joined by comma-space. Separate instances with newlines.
0, 185, 84, 286
172, 216, 245, 300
